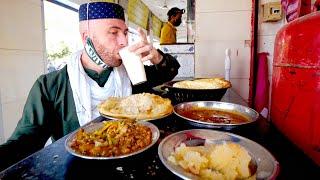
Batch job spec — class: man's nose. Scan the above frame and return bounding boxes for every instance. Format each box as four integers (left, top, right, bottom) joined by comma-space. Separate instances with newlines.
118, 33, 128, 47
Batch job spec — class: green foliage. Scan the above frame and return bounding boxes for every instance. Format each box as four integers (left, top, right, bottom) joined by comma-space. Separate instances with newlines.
47, 42, 71, 61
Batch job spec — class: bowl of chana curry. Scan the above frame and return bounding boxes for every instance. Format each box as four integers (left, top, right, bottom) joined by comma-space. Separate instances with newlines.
65, 119, 160, 159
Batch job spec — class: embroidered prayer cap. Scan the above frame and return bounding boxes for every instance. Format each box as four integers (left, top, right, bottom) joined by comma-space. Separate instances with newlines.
79, 2, 125, 22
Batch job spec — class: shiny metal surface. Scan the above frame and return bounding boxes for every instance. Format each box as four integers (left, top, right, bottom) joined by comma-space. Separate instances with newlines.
65, 120, 160, 160
174, 101, 259, 129
158, 129, 280, 180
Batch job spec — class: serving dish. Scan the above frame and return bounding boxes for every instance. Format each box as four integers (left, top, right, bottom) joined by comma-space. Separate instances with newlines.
158, 129, 279, 180
65, 120, 160, 160
174, 101, 259, 129
163, 80, 230, 104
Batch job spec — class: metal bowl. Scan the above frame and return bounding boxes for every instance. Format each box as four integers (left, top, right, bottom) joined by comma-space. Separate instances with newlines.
65, 120, 160, 160
174, 101, 259, 129
158, 129, 280, 180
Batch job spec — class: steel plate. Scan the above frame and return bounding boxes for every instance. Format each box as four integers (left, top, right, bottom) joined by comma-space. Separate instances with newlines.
158, 129, 279, 180
65, 120, 160, 160
174, 101, 259, 129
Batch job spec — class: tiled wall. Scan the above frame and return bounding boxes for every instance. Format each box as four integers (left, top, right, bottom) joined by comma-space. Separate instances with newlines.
0, 0, 46, 143
195, 0, 252, 101
160, 44, 195, 78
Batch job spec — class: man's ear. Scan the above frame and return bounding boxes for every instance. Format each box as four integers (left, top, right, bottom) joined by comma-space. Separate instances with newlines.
169, 15, 174, 21
173, 14, 178, 21
81, 31, 88, 45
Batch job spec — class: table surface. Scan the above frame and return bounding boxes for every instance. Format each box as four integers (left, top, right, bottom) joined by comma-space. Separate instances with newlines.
0, 89, 319, 179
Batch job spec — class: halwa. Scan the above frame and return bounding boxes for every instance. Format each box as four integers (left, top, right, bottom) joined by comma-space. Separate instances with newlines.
168, 142, 255, 180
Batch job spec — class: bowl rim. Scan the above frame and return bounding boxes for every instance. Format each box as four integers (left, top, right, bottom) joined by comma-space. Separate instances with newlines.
163, 80, 230, 91
158, 129, 280, 180
173, 101, 260, 127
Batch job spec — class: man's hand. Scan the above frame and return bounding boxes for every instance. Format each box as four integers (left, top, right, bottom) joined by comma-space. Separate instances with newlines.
128, 28, 163, 65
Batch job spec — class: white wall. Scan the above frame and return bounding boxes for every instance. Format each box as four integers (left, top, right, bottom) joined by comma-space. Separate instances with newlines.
0, 0, 46, 143
195, 0, 252, 101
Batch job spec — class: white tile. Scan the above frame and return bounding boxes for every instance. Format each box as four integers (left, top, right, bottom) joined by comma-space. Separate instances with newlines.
258, 20, 286, 36
197, 0, 252, 12
0, 0, 44, 51
0, 50, 45, 103
195, 40, 251, 79
230, 78, 250, 101
196, 11, 251, 41
258, 35, 276, 57
1, 99, 26, 141
161, 44, 194, 53
171, 54, 195, 78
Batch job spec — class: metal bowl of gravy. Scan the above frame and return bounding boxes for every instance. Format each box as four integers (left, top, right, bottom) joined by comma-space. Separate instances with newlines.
173, 101, 259, 130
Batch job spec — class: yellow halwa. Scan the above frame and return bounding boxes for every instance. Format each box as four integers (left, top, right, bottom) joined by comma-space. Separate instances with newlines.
168, 142, 255, 180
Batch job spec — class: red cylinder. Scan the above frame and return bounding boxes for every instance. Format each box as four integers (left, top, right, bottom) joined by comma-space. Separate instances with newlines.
271, 12, 320, 165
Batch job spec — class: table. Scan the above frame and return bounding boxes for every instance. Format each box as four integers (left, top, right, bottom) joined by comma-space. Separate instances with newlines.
0, 90, 319, 179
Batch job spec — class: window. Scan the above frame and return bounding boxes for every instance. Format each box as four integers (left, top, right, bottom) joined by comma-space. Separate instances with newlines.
43, 0, 82, 72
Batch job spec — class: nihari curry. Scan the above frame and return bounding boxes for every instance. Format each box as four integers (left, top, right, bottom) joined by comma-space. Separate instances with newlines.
177, 106, 249, 124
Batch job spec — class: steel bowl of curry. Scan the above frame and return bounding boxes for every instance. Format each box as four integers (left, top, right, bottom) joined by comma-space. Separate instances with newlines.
174, 101, 259, 129
65, 119, 160, 159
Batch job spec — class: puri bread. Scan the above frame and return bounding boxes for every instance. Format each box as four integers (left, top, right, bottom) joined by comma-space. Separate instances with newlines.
98, 93, 173, 120
173, 78, 231, 89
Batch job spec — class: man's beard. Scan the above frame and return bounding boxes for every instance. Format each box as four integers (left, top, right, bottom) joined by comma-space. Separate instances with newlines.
93, 39, 122, 67
174, 19, 182, 26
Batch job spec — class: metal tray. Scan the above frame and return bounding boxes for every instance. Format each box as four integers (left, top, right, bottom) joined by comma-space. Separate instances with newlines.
158, 129, 279, 180
174, 101, 259, 129
65, 120, 160, 160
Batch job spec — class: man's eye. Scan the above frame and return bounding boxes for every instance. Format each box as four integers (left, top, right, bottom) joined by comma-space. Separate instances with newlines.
110, 31, 117, 35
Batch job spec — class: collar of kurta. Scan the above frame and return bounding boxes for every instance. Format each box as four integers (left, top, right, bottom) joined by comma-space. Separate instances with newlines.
167, 22, 177, 32
84, 67, 113, 87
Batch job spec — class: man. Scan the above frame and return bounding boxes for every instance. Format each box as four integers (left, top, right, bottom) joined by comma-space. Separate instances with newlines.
0, 2, 180, 171
160, 7, 185, 44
